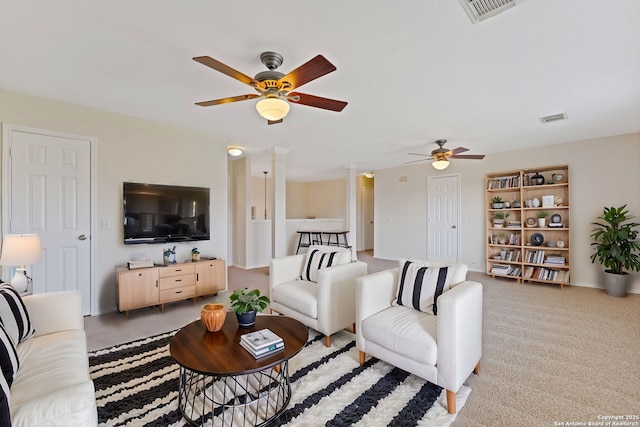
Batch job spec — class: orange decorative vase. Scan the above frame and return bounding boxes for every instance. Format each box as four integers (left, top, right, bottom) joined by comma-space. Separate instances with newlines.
200, 303, 227, 332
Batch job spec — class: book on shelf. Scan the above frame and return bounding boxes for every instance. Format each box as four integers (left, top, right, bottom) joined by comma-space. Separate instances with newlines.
487, 175, 520, 189
239, 339, 285, 359
241, 328, 284, 351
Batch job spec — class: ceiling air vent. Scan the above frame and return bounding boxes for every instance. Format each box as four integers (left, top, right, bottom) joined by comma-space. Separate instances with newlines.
539, 113, 568, 124
458, 0, 521, 23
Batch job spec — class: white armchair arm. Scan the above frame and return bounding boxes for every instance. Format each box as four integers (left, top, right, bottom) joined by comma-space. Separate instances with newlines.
22, 290, 84, 338
316, 261, 368, 335
269, 254, 305, 292
436, 280, 483, 392
355, 268, 398, 347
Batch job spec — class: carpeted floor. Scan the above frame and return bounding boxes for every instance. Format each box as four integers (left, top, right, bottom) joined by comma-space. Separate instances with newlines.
85, 251, 640, 427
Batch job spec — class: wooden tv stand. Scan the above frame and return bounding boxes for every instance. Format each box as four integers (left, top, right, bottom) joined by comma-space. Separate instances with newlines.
116, 258, 226, 317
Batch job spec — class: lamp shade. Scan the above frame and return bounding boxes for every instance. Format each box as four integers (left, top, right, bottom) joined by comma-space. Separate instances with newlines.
0, 234, 43, 266
256, 97, 290, 121
432, 159, 450, 170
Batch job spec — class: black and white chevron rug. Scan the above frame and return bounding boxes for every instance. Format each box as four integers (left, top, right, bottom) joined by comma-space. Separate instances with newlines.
89, 329, 470, 426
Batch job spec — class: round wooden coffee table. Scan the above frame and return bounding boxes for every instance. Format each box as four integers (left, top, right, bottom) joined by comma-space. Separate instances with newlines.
170, 314, 308, 426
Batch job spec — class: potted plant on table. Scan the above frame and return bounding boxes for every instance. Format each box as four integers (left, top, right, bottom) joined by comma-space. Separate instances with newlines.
230, 288, 270, 328
191, 247, 200, 262
590, 205, 640, 297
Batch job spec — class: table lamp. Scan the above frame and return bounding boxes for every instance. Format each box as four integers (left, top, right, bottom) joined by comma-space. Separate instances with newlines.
0, 234, 43, 293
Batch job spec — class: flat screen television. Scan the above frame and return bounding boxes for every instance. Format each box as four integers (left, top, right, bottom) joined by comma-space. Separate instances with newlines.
123, 182, 210, 244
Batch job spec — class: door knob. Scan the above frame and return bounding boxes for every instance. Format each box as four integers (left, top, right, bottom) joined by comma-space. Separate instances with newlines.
451, 225, 457, 229
78, 234, 87, 240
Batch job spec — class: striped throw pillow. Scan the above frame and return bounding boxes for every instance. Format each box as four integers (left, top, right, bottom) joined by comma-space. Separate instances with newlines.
0, 284, 36, 343
0, 367, 10, 426
0, 322, 19, 387
299, 248, 342, 282
395, 259, 452, 315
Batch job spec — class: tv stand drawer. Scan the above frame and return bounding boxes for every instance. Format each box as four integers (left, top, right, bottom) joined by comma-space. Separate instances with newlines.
160, 285, 196, 302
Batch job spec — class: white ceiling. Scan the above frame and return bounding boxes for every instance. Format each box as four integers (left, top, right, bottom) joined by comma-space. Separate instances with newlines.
1, 0, 638, 181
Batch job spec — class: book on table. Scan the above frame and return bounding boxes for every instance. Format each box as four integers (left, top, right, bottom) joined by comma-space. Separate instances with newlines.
239, 339, 285, 359
241, 329, 284, 350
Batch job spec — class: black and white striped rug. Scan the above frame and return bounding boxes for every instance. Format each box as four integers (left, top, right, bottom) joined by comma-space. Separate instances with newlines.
89, 329, 470, 426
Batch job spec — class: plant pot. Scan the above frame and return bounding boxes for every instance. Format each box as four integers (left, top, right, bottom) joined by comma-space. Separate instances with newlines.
201, 303, 227, 332
191, 253, 199, 262
603, 271, 629, 297
236, 311, 257, 328
492, 203, 504, 209
537, 218, 546, 227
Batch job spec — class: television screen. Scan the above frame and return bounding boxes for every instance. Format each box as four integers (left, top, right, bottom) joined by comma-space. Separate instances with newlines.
123, 182, 210, 244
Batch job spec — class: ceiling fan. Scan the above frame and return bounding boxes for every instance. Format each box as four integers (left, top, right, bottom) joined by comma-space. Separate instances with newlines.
406, 139, 485, 170
193, 52, 348, 124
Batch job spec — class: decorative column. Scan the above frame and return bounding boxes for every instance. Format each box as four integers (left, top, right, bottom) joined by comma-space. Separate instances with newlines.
345, 165, 357, 259
270, 147, 289, 258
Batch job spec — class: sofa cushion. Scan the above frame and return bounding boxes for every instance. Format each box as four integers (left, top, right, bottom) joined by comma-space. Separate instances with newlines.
0, 322, 19, 387
12, 330, 90, 407
395, 259, 454, 315
271, 280, 318, 318
362, 305, 438, 366
299, 246, 350, 282
0, 284, 35, 344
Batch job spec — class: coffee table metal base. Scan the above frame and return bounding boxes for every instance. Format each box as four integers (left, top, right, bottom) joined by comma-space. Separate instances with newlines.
178, 361, 291, 426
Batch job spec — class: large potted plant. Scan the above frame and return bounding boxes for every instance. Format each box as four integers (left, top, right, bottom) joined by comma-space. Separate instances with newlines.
590, 205, 640, 297
229, 288, 270, 328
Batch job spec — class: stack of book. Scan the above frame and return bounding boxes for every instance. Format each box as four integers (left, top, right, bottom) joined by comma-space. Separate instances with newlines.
240, 328, 284, 359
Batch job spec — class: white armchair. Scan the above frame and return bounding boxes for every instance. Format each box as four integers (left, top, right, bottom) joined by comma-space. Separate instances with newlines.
269, 246, 368, 347
356, 263, 482, 414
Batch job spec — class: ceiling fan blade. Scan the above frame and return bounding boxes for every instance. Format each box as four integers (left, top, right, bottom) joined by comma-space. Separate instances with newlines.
267, 119, 283, 125
408, 152, 432, 157
195, 94, 260, 107
288, 92, 347, 112
278, 55, 336, 91
193, 56, 262, 88
404, 158, 431, 164
450, 147, 469, 155
451, 154, 486, 159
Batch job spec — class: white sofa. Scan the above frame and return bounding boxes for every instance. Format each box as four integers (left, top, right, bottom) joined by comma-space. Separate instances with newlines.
356, 263, 482, 414
269, 246, 368, 347
11, 291, 98, 426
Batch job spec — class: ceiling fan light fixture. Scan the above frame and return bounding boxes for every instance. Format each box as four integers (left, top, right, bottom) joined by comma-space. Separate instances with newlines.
256, 96, 290, 121
432, 159, 450, 170
227, 146, 243, 157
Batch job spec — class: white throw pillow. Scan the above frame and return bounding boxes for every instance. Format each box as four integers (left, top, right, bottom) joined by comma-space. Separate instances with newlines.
299, 246, 350, 282
394, 259, 454, 315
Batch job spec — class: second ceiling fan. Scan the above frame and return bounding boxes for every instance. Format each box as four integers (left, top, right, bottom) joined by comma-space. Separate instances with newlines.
407, 139, 485, 170
193, 52, 348, 124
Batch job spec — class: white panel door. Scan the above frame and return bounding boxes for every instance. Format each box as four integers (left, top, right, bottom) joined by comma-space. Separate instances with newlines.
3, 125, 92, 314
427, 175, 459, 264
363, 186, 374, 250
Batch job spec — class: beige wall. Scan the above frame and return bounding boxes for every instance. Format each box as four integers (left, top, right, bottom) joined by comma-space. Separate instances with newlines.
0, 88, 229, 314
374, 133, 640, 292
247, 176, 347, 220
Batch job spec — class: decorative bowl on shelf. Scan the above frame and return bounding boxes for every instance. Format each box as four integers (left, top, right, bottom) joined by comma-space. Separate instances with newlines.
526, 218, 537, 227
531, 233, 544, 246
